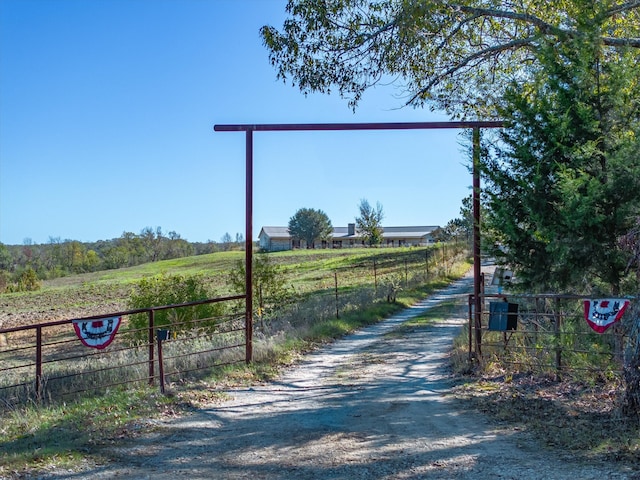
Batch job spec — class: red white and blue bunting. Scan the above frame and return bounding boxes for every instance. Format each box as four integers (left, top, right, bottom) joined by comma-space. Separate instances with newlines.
583, 299, 629, 334
72, 316, 122, 349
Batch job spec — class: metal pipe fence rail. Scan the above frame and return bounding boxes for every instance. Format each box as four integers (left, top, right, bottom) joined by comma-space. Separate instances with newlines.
0, 295, 244, 407
468, 293, 631, 381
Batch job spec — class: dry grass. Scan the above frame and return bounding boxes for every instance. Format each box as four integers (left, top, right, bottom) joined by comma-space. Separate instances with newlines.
453, 371, 640, 468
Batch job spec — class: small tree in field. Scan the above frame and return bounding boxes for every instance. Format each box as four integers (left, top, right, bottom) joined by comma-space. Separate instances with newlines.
17, 267, 41, 292
356, 199, 384, 246
227, 254, 297, 320
288, 208, 333, 248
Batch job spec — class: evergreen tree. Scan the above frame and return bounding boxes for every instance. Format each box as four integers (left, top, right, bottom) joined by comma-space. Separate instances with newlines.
483, 22, 640, 293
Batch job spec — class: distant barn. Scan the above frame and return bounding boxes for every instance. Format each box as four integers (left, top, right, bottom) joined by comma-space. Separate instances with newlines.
258, 223, 440, 252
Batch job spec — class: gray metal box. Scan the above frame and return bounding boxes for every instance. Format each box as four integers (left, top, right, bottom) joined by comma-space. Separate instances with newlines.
488, 302, 518, 331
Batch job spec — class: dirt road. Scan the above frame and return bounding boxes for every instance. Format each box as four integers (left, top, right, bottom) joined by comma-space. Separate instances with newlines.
46, 272, 634, 479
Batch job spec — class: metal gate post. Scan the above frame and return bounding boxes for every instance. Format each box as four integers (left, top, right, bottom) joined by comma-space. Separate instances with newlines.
148, 309, 155, 385
472, 126, 483, 357
245, 129, 254, 364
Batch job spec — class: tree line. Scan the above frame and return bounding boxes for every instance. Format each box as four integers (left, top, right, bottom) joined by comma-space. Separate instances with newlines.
0, 227, 245, 292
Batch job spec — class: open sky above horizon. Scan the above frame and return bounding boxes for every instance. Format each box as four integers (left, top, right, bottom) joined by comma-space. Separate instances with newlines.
1, 0, 476, 246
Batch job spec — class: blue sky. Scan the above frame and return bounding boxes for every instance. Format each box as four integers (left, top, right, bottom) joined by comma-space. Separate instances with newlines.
0, 0, 473, 246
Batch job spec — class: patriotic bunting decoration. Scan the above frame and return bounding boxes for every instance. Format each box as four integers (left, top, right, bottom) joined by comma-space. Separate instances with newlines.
72, 316, 122, 349
583, 299, 629, 333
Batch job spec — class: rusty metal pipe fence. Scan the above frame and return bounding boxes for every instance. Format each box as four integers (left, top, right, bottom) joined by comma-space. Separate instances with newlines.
468, 292, 632, 380
0, 295, 245, 407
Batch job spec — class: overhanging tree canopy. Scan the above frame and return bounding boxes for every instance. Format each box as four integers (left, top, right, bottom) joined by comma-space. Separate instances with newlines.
262, 0, 640, 119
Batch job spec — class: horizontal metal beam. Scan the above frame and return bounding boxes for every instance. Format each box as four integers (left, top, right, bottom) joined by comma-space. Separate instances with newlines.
214, 121, 504, 132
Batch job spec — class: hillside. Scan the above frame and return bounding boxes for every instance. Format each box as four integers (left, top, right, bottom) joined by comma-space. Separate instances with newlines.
0, 246, 455, 330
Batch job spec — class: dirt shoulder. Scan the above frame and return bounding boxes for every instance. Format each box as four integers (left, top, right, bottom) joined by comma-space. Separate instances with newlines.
43, 273, 637, 479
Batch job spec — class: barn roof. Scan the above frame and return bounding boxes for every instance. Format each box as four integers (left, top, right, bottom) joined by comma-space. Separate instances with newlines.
259, 226, 290, 237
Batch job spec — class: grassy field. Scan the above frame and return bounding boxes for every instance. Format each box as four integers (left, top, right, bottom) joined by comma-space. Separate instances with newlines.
39, 246, 454, 291
0, 246, 456, 327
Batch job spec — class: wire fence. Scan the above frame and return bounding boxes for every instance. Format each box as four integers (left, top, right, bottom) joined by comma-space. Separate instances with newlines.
255, 243, 467, 326
0, 295, 245, 408
470, 292, 632, 382
0, 244, 467, 408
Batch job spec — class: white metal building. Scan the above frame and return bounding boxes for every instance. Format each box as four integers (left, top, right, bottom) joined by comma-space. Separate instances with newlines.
258, 224, 440, 252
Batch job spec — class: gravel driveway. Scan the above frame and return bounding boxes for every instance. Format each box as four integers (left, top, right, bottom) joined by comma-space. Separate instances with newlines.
50, 270, 634, 479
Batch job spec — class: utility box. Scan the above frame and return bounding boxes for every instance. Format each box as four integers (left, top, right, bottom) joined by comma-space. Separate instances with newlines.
488, 302, 518, 331
157, 329, 171, 341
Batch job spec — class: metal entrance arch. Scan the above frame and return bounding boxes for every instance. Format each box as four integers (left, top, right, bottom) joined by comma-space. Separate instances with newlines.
214, 121, 504, 362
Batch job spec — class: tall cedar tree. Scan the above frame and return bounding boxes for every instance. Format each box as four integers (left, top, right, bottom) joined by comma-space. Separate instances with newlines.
483, 21, 640, 294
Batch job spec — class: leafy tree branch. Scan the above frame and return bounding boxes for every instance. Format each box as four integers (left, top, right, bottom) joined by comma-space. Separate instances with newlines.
262, 0, 639, 118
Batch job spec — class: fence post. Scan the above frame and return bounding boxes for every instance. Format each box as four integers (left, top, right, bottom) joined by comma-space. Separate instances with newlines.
425, 248, 429, 277
534, 297, 540, 357
36, 325, 43, 400
335, 271, 340, 319
156, 329, 169, 394
148, 310, 155, 385
404, 258, 408, 287
373, 258, 378, 291
468, 294, 474, 361
554, 298, 562, 380
479, 273, 486, 359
